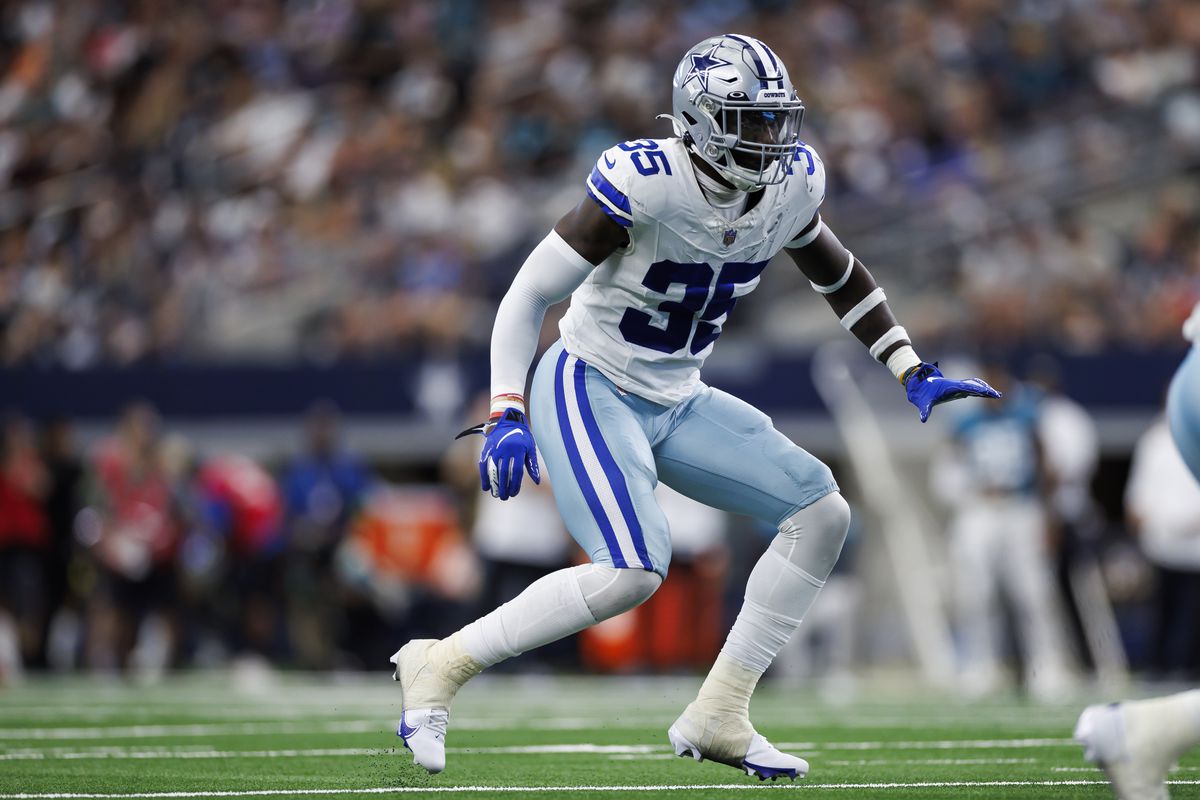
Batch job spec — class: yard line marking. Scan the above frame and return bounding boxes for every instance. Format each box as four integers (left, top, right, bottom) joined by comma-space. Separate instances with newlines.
777, 737, 1075, 750
0, 722, 382, 740
0, 744, 669, 760
5, 781, 1200, 797
0, 718, 636, 740
607, 757, 1041, 766
0, 719, 1081, 749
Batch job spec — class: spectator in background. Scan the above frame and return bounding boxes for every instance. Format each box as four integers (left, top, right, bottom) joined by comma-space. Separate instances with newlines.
931, 363, 1075, 698
77, 403, 180, 675
1125, 415, 1200, 679
193, 453, 285, 663
39, 417, 84, 670
1027, 357, 1118, 678
281, 401, 371, 667
0, 413, 49, 678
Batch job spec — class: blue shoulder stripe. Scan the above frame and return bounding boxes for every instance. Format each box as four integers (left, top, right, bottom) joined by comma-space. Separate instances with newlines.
586, 185, 633, 228
588, 166, 631, 215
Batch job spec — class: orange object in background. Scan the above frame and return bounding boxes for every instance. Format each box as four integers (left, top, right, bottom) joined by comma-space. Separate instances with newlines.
344, 485, 481, 603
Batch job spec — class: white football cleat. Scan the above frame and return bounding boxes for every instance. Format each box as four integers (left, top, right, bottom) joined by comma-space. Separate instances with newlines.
1075, 702, 1172, 800
668, 702, 809, 781
391, 638, 480, 775
396, 707, 449, 774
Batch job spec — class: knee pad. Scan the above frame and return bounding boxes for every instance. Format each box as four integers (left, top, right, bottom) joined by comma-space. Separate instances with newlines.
774, 491, 851, 581
574, 564, 662, 621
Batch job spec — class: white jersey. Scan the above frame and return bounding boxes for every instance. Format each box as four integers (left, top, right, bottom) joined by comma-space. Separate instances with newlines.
559, 137, 825, 405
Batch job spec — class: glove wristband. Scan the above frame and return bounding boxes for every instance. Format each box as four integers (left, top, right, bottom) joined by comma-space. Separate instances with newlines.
887, 345, 921, 382
490, 393, 526, 418
900, 363, 923, 385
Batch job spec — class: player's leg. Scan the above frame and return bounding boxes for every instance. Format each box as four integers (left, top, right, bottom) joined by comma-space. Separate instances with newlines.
1168, 346, 1200, 481
653, 387, 848, 780
949, 501, 1003, 695
999, 498, 1074, 698
1074, 347, 1200, 798
392, 342, 668, 773
1076, 691, 1200, 800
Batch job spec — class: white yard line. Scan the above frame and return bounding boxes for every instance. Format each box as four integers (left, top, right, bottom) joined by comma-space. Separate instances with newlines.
0, 722, 380, 740
0, 718, 644, 741
0, 718, 1081, 749
5, 780, 1200, 797
0, 744, 669, 760
777, 738, 1075, 750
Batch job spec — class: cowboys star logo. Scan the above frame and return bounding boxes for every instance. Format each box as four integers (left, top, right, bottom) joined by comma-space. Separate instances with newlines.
684, 44, 733, 93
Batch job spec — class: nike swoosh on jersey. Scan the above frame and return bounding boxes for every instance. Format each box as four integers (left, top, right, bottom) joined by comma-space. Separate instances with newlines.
603, 154, 616, 169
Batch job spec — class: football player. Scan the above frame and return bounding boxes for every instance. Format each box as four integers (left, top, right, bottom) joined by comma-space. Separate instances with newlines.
390, 34, 999, 780
1076, 302, 1200, 800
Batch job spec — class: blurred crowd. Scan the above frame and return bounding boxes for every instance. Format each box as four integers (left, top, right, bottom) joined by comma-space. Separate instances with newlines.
2, 0, 1200, 369
0, 397, 744, 678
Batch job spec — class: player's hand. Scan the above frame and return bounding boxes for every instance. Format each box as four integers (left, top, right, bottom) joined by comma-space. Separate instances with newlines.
457, 408, 541, 500
903, 362, 1001, 423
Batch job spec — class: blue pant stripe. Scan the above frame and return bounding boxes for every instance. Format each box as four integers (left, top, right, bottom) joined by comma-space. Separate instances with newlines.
571, 359, 653, 571
554, 349, 627, 568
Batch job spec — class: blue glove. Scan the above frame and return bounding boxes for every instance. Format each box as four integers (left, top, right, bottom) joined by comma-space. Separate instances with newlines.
903, 362, 1001, 423
457, 408, 541, 500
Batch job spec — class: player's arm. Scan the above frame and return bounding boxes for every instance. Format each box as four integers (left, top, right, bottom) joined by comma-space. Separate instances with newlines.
469, 196, 627, 500
784, 215, 1000, 422
784, 216, 917, 379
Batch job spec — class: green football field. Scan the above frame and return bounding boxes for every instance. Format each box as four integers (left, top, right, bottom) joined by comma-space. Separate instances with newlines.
1, 672, 1197, 799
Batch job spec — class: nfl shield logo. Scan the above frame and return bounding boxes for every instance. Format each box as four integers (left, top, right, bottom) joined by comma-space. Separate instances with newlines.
722, 228, 737, 246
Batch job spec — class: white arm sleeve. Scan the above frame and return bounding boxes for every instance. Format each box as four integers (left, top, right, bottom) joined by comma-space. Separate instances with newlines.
490, 230, 596, 404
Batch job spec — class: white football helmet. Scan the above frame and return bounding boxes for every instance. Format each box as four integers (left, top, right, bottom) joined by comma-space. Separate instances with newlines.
663, 34, 805, 190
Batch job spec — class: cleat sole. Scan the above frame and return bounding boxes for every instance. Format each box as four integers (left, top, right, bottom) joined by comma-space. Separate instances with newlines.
743, 761, 799, 781
667, 725, 704, 763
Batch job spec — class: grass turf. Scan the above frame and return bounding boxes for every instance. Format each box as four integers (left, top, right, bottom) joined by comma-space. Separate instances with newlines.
0, 672, 1196, 798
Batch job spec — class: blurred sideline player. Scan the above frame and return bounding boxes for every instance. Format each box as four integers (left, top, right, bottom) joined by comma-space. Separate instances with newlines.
390, 34, 998, 780
930, 363, 1074, 698
1125, 413, 1200, 675
1076, 302, 1200, 800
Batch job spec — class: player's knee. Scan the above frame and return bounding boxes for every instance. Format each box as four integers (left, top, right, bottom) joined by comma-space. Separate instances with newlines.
777, 491, 851, 578
577, 564, 662, 621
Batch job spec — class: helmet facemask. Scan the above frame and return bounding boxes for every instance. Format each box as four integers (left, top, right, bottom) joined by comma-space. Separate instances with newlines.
706, 96, 804, 189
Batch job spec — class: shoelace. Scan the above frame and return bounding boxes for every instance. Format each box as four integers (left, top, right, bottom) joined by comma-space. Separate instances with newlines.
426, 709, 449, 741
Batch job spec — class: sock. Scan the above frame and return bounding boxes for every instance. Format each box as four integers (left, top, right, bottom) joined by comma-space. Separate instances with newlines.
1136, 690, 1200, 757
720, 493, 850, 675
452, 564, 659, 669
455, 566, 595, 668
692, 651, 762, 719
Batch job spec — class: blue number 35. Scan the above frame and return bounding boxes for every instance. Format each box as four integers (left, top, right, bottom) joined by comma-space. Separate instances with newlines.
619, 260, 769, 355
618, 140, 673, 177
